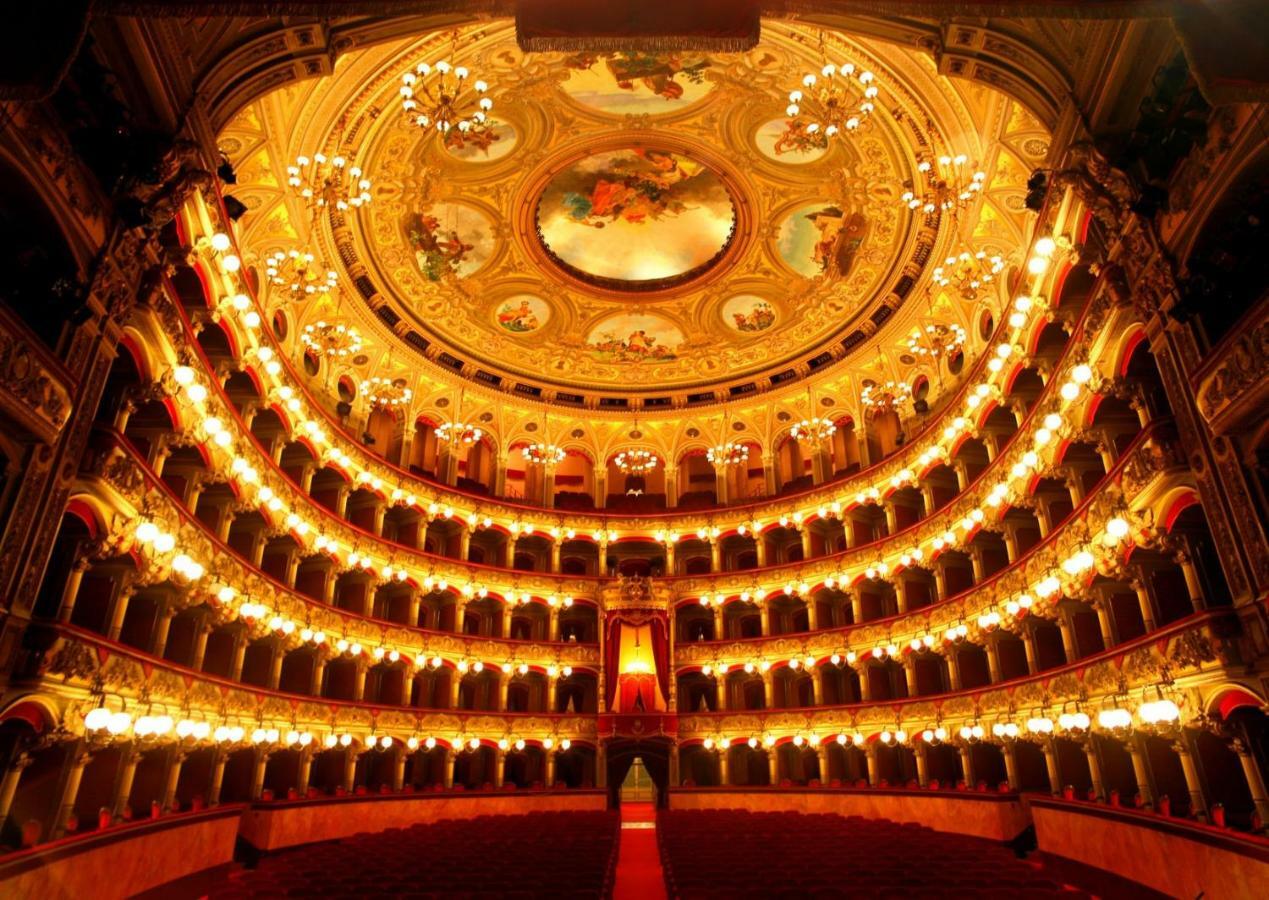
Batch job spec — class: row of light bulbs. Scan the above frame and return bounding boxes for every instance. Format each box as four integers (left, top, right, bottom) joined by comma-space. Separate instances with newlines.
191, 216, 1068, 555
84, 706, 580, 752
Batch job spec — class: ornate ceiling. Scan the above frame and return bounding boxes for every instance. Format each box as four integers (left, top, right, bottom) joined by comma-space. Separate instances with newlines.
220, 17, 1047, 418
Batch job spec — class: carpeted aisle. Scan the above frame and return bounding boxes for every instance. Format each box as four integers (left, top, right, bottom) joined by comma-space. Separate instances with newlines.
615, 802, 667, 900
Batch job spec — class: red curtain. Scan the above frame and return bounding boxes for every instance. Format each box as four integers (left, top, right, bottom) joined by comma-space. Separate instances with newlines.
650, 617, 669, 704
604, 616, 622, 712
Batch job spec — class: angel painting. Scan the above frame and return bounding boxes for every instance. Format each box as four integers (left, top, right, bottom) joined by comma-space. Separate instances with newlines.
408, 212, 474, 282
564, 52, 711, 102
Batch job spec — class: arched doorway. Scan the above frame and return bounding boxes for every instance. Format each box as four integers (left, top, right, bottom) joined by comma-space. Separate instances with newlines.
605, 737, 671, 810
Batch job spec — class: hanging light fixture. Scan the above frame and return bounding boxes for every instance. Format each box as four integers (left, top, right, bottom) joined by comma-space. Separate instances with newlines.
901, 153, 986, 216
615, 448, 658, 474
790, 387, 836, 446
265, 249, 338, 301
707, 410, 749, 468
300, 320, 363, 358
360, 376, 412, 410
522, 412, 565, 468
286, 151, 373, 215
861, 350, 912, 414
399, 49, 494, 137
435, 388, 482, 446
906, 321, 967, 359
931, 249, 1006, 302
783, 35, 880, 141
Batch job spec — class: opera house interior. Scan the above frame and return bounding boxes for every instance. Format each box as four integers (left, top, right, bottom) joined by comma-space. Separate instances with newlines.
1, 0, 1268, 896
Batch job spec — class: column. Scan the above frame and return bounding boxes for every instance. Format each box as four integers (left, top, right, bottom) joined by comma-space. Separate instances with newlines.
985, 642, 1002, 683
849, 592, 863, 624
762, 669, 775, 709
865, 746, 879, 786
767, 749, 779, 785
759, 602, 770, 636
596, 743, 607, 789
959, 745, 975, 786
296, 748, 313, 796
1174, 736, 1207, 820
208, 751, 227, 806
1022, 630, 1039, 674
352, 663, 368, 702
57, 558, 92, 622
392, 749, 407, 792
546, 750, 558, 787
1233, 738, 1269, 825
1128, 736, 1154, 806
449, 671, 462, 709
342, 749, 358, 794
903, 656, 919, 697
915, 744, 930, 787
268, 644, 286, 690
710, 541, 722, 573
1175, 550, 1206, 611
1002, 742, 1020, 790
762, 454, 777, 497
597, 540, 609, 575
1084, 738, 1105, 800
933, 565, 949, 603
106, 586, 135, 641
549, 608, 561, 642
810, 666, 824, 705
715, 675, 727, 711
1093, 601, 1117, 649
498, 673, 510, 711
664, 464, 678, 507
493, 749, 506, 788
946, 650, 962, 691
755, 538, 768, 567
895, 579, 910, 615
112, 747, 141, 818
407, 590, 422, 628
150, 607, 176, 658
669, 744, 680, 788
443, 749, 456, 789
1002, 527, 1020, 564
800, 529, 813, 561
815, 745, 830, 783
0, 752, 32, 826
162, 749, 186, 811
230, 634, 249, 680
665, 541, 676, 575
191, 623, 212, 671
53, 746, 92, 838
883, 503, 898, 536
1058, 613, 1078, 663
250, 749, 269, 800
311, 656, 328, 697
547, 676, 559, 712
712, 605, 724, 640
504, 536, 517, 569
718, 748, 730, 786
856, 665, 871, 702
458, 526, 472, 562
1041, 739, 1062, 795
550, 542, 562, 574
501, 604, 513, 639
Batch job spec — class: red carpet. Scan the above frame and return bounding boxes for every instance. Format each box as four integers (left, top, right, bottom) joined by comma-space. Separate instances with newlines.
615, 802, 667, 900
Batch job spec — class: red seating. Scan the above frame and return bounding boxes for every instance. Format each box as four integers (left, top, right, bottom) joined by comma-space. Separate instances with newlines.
657, 809, 1095, 899
209, 811, 619, 898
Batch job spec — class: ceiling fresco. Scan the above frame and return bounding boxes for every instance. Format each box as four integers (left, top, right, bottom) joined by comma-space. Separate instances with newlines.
219, 18, 1047, 415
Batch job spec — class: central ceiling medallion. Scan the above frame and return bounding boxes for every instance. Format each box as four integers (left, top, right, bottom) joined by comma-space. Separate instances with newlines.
534, 146, 737, 291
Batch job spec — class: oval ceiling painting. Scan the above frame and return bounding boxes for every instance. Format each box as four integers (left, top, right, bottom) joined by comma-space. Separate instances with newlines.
404, 203, 495, 281
442, 121, 518, 163
536, 148, 736, 290
755, 118, 830, 164
586, 314, 684, 363
493, 294, 550, 335
560, 52, 715, 116
775, 204, 868, 278
722, 295, 777, 334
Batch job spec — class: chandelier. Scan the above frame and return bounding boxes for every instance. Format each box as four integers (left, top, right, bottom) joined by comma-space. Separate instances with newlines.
906, 322, 967, 359
265, 249, 338, 300
790, 417, 836, 445
614, 448, 658, 474
435, 421, 483, 446
784, 62, 879, 140
286, 152, 373, 214
707, 442, 750, 468
359, 376, 412, 409
901, 154, 986, 216
931, 249, 1006, 302
861, 379, 913, 414
522, 442, 566, 467
300, 320, 362, 358
400, 58, 494, 136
